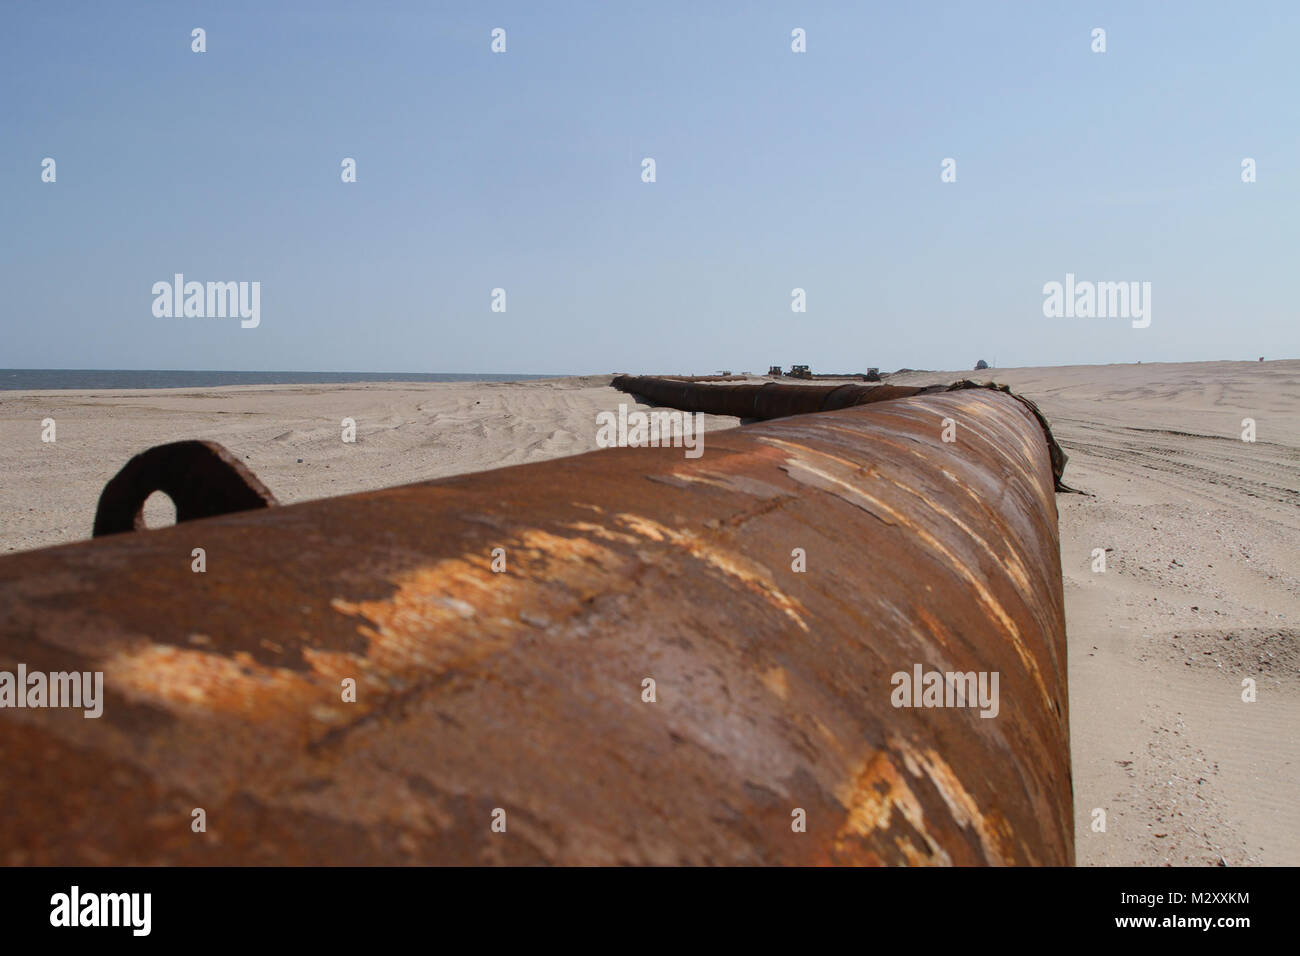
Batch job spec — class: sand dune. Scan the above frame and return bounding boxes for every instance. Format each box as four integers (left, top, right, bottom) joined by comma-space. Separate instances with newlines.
1, 359, 1296, 865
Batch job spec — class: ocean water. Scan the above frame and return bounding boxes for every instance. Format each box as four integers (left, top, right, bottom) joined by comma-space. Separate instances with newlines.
0, 369, 559, 391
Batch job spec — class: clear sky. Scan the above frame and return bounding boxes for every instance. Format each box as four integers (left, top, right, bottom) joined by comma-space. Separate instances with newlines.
3, 1, 1297, 374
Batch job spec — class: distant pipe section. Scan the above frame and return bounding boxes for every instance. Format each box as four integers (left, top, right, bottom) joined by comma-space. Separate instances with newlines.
611, 374, 1071, 491
0, 385, 1072, 865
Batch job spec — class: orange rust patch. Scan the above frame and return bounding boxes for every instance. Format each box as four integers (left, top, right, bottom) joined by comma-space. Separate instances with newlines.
613, 513, 809, 631
330, 531, 627, 674
103, 644, 322, 722
561, 521, 641, 545
760, 666, 790, 701
835, 749, 951, 865
898, 741, 1020, 866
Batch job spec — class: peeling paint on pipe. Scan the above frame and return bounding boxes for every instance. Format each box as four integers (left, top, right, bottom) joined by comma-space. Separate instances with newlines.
0, 386, 1071, 865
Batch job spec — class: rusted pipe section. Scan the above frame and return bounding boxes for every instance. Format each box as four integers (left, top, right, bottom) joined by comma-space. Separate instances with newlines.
641, 374, 752, 382
0, 387, 1071, 865
613, 374, 1071, 490
611, 373, 938, 419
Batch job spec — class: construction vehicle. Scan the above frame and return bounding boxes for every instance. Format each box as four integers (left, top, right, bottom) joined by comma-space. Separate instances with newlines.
789, 364, 812, 379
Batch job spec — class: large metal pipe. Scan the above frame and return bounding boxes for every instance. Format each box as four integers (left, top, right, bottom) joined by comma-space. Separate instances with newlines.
612, 373, 941, 418
613, 374, 1072, 490
0, 386, 1071, 865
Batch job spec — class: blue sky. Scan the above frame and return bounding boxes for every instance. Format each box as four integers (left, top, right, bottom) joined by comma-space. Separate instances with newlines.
2, 1, 1297, 374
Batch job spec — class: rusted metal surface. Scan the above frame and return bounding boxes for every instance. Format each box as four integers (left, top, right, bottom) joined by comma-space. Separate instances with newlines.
92, 439, 278, 537
611, 373, 939, 419
946, 381, 1074, 493
613, 374, 1072, 491
650, 374, 751, 382
0, 387, 1071, 865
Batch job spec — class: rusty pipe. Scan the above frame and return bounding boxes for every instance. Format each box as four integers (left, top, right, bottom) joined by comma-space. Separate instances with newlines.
0, 387, 1071, 865
612, 373, 942, 419
613, 374, 1071, 490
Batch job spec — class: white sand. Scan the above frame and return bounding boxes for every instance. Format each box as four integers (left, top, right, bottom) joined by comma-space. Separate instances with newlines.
2, 360, 1296, 865
0, 375, 739, 552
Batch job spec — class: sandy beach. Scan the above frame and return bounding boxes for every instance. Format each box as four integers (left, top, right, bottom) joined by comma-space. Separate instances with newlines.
2, 359, 1296, 866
